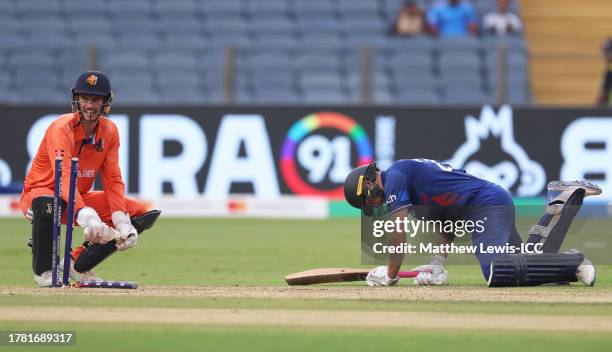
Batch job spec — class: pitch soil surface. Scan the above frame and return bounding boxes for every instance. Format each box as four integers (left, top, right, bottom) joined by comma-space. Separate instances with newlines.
2, 286, 612, 303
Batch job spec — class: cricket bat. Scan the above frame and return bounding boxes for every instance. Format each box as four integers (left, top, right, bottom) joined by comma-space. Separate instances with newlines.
284, 268, 424, 285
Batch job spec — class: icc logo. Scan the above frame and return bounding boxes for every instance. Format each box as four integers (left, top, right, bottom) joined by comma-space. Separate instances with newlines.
446, 105, 546, 196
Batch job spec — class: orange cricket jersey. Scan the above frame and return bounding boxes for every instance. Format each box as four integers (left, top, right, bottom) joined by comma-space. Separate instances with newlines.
22, 113, 127, 213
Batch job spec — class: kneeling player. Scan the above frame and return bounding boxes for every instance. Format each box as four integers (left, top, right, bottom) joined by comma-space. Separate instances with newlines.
343, 159, 599, 287
21, 71, 161, 287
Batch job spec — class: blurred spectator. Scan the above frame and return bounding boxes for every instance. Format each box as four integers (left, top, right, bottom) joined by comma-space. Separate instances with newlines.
426, 0, 478, 37
597, 38, 612, 106
482, 0, 522, 36
391, 1, 425, 36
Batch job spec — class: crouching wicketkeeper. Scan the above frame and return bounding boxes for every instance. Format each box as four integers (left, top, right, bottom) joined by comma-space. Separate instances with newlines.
20, 71, 160, 287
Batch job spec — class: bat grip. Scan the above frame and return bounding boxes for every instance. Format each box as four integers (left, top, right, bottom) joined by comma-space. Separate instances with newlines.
398, 269, 431, 278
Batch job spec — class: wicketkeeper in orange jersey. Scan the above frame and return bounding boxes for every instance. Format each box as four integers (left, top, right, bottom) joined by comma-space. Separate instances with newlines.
20, 71, 160, 287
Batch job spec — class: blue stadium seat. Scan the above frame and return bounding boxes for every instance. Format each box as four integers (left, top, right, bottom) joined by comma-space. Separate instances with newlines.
16, 89, 65, 104
112, 19, 159, 35
160, 89, 209, 104
115, 33, 162, 50
0, 18, 20, 34
252, 69, 294, 90
394, 73, 438, 91
154, 0, 197, 16
298, 33, 344, 47
22, 18, 66, 35
295, 17, 342, 35
253, 89, 300, 104
303, 89, 349, 104
397, 88, 441, 104
107, 0, 152, 17
389, 52, 433, 71
14, 68, 60, 88
72, 33, 116, 49
161, 33, 208, 50
208, 32, 252, 47
439, 51, 481, 70
0, 70, 11, 90
108, 72, 154, 92
440, 73, 483, 91
113, 89, 160, 105
341, 16, 387, 33
27, 33, 71, 49
200, 0, 244, 17
244, 52, 292, 70
68, 18, 112, 35
62, 1, 108, 17
151, 52, 198, 70
372, 88, 397, 104
156, 70, 202, 90
299, 71, 344, 90
292, 0, 337, 17
437, 37, 482, 52
444, 88, 493, 104
483, 36, 526, 52
338, 0, 380, 17
158, 17, 203, 35
245, 0, 290, 18
206, 17, 249, 35
251, 17, 294, 34
101, 52, 149, 70
16, 0, 61, 16
252, 33, 297, 47
346, 71, 392, 91
294, 53, 342, 70
388, 36, 436, 52
8, 51, 56, 69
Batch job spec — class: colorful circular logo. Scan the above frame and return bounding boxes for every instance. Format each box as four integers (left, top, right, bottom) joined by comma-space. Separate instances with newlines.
280, 112, 373, 198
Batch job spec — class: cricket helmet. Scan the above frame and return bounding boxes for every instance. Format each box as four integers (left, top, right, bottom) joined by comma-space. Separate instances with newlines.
344, 163, 383, 216
71, 71, 113, 117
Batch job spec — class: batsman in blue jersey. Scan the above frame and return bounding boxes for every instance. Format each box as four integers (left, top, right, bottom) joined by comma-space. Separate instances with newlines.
344, 159, 601, 287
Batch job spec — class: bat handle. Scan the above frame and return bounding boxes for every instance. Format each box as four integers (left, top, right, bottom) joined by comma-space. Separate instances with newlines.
398, 269, 431, 278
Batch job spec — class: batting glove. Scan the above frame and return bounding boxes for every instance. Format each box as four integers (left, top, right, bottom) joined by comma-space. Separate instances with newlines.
412, 255, 449, 286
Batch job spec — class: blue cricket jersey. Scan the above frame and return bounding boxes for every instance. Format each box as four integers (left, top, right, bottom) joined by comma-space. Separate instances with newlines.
381, 159, 497, 215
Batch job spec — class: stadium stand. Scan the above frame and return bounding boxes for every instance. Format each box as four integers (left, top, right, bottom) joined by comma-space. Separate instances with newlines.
0, 0, 530, 105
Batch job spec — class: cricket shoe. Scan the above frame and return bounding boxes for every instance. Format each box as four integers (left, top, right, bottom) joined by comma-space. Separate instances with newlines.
34, 270, 52, 288
576, 257, 596, 287
61, 257, 104, 283
547, 180, 602, 197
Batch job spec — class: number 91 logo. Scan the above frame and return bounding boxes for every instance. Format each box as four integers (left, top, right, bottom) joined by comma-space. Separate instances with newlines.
280, 112, 373, 198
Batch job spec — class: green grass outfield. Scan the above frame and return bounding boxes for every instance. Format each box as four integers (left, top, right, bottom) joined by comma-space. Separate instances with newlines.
1, 217, 612, 351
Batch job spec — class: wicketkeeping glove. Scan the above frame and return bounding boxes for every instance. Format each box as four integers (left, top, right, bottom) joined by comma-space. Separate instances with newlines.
112, 211, 139, 251
77, 207, 117, 244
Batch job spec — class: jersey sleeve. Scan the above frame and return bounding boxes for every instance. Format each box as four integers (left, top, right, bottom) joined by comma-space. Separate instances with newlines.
45, 123, 86, 211
384, 169, 412, 215
100, 124, 127, 214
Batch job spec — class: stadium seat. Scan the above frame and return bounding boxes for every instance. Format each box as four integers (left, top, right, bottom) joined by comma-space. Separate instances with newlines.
72, 33, 116, 49
161, 33, 209, 50
294, 53, 342, 70
21, 18, 67, 35
389, 51, 433, 72
292, 0, 337, 17
244, 52, 292, 70
158, 88, 209, 104
106, 0, 152, 17
16, 89, 65, 104
253, 89, 300, 104
8, 51, 56, 69
27, 33, 72, 50
303, 89, 349, 104
298, 33, 344, 47
439, 51, 481, 71
245, 0, 290, 18
112, 19, 159, 35
151, 52, 198, 70
199, 0, 244, 17
62, 1, 108, 17
338, 0, 380, 17
108, 71, 154, 90
113, 89, 160, 105
251, 17, 294, 34
14, 68, 60, 89
437, 37, 482, 51
444, 88, 493, 104
0, 18, 20, 34
252, 69, 295, 90
154, 0, 197, 16
68, 18, 112, 35
295, 18, 343, 35
299, 72, 344, 91
346, 71, 393, 91
101, 52, 149, 70
397, 88, 441, 104
157, 17, 203, 35
115, 33, 162, 50
16, 0, 61, 17
0, 70, 11, 90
